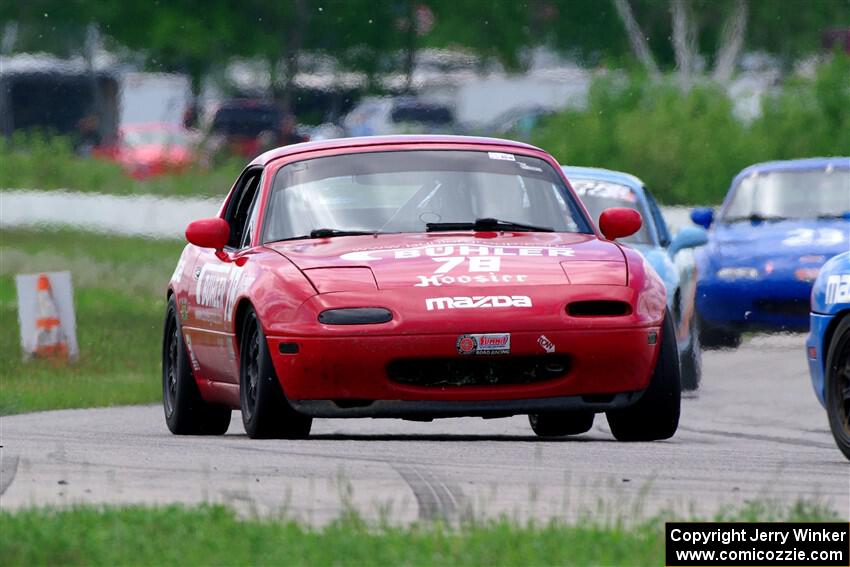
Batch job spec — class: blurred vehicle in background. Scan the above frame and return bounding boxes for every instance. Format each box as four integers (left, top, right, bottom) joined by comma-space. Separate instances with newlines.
0, 55, 120, 151
692, 157, 850, 348
342, 96, 458, 137
485, 105, 554, 142
564, 166, 708, 390
204, 99, 309, 159
97, 122, 195, 179
806, 251, 850, 460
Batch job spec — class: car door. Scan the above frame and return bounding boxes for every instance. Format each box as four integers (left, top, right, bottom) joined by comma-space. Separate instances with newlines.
187, 167, 264, 384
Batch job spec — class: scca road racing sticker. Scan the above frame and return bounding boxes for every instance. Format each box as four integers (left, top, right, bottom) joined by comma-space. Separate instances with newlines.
537, 335, 555, 353
456, 333, 511, 355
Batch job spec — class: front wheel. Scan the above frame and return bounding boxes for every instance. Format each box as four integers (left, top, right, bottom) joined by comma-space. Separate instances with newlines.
825, 317, 850, 461
680, 315, 702, 392
607, 310, 681, 441
239, 308, 312, 439
529, 412, 594, 437
162, 297, 231, 435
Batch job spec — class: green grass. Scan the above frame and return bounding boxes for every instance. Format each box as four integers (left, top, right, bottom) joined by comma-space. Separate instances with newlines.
0, 228, 185, 414
1, 134, 241, 198
0, 501, 837, 566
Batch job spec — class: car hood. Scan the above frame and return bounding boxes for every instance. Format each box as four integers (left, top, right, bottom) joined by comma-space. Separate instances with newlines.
708, 218, 849, 264
265, 232, 626, 290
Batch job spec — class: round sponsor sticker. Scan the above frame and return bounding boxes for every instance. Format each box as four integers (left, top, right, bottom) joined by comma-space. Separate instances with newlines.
456, 334, 478, 355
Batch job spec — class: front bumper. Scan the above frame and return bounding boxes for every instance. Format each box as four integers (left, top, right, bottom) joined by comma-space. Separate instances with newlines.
696, 277, 812, 331
267, 326, 661, 412
806, 312, 834, 408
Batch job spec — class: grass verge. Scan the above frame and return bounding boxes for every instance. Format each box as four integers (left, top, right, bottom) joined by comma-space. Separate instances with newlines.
0, 228, 184, 414
0, 501, 838, 566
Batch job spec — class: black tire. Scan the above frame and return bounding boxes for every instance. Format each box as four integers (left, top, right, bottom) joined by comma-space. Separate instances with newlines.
162, 297, 231, 435
240, 308, 312, 439
606, 310, 681, 441
698, 315, 741, 350
824, 316, 850, 461
529, 412, 594, 437
679, 315, 702, 391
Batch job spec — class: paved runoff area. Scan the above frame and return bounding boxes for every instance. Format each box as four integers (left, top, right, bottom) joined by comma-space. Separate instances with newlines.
1, 334, 847, 524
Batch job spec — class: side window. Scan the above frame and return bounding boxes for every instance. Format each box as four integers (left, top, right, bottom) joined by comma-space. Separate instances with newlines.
645, 189, 671, 247
224, 169, 263, 249
240, 185, 262, 248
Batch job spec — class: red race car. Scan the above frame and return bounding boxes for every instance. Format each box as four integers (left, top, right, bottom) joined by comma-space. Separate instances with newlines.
163, 135, 678, 440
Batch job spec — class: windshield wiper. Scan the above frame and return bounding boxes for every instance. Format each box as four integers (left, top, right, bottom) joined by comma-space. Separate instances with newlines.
724, 213, 788, 223
309, 228, 375, 238
266, 229, 376, 243
817, 212, 850, 220
426, 217, 554, 233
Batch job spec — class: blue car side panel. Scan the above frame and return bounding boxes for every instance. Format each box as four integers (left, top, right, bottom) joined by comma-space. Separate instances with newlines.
807, 252, 850, 408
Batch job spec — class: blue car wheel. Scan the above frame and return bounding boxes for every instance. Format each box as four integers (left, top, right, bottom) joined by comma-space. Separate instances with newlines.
825, 316, 850, 460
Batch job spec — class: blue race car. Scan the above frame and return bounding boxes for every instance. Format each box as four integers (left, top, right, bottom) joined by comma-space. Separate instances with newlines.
806, 251, 850, 460
564, 166, 708, 390
691, 157, 850, 349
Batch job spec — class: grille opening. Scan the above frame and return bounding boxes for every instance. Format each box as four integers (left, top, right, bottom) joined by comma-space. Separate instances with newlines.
567, 300, 632, 317
387, 355, 570, 387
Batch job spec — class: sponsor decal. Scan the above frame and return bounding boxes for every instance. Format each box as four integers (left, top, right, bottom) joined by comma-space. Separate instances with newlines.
416, 273, 528, 287
194, 264, 254, 322
537, 334, 555, 353
825, 274, 850, 305
340, 244, 574, 262
179, 298, 188, 321
518, 162, 542, 172
425, 295, 532, 311
456, 333, 511, 355
572, 179, 637, 203
488, 152, 515, 161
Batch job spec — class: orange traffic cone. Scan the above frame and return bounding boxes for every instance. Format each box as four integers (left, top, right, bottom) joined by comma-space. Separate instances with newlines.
33, 273, 68, 359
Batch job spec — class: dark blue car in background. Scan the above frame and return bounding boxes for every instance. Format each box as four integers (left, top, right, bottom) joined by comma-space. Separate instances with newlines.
692, 157, 850, 349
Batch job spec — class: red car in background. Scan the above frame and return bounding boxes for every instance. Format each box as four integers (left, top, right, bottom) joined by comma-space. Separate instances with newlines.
100, 122, 195, 179
163, 135, 679, 441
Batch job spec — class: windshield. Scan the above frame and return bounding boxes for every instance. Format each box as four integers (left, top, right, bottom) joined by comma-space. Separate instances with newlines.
263, 150, 591, 242
722, 168, 850, 222
570, 179, 653, 245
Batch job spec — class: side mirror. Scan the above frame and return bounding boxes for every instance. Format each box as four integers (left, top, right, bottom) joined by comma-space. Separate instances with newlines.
598, 208, 642, 241
186, 217, 230, 251
690, 207, 714, 229
668, 225, 708, 257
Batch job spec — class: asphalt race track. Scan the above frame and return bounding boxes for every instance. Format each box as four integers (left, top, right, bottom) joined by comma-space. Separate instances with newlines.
2, 334, 847, 524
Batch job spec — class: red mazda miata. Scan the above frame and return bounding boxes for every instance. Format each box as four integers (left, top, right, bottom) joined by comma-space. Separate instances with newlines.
163, 135, 679, 440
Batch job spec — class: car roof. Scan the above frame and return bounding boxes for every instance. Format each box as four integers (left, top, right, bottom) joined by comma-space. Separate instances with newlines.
561, 165, 646, 191
733, 156, 850, 183
249, 135, 544, 167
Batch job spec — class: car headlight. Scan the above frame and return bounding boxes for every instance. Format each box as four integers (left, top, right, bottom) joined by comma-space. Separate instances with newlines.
716, 267, 759, 280
318, 307, 392, 325
794, 267, 820, 282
